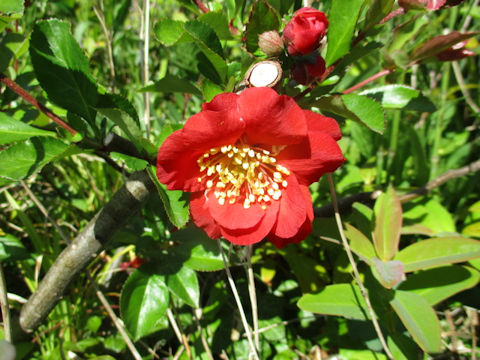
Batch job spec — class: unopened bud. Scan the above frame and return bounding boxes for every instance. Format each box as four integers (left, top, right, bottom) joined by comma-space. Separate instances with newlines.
258, 31, 284, 57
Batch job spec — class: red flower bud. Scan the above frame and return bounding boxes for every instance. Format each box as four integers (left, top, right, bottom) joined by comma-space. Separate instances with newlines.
258, 30, 284, 57
291, 55, 326, 85
436, 41, 476, 61
282, 7, 328, 56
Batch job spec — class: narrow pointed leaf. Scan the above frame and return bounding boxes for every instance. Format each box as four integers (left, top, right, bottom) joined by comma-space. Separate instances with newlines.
297, 284, 368, 320
325, 0, 365, 67
373, 187, 403, 260
363, 0, 394, 32
395, 237, 480, 272
0, 112, 55, 145
411, 31, 479, 62
344, 223, 376, 262
390, 290, 441, 353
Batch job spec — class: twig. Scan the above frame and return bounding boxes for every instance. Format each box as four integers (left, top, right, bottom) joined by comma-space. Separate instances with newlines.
451, 61, 480, 114
461, 0, 480, 32
193, 308, 214, 360
0, 262, 12, 342
142, 0, 151, 137
194, 0, 209, 13
343, 68, 394, 94
167, 308, 189, 351
88, 272, 142, 360
245, 246, 259, 351
93, 2, 116, 91
327, 174, 393, 360
0, 73, 77, 136
20, 170, 155, 331
315, 159, 480, 217
217, 239, 259, 360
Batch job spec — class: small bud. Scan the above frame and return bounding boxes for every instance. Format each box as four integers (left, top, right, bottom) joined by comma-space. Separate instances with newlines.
258, 31, 284, 57
436, 40, 476, 61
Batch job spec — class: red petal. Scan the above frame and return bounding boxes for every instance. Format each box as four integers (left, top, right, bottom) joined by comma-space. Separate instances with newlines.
156, 109, 244, 191
304, 110, 342, 140
206, 190, 265, 230
270, 175, 308, 238
220, 199, 280, 245
278, 131, 345, 185
190, 192, 222, 239
202, 92, 239, 113
238, 87, 307, 145
268, 185, 313, 248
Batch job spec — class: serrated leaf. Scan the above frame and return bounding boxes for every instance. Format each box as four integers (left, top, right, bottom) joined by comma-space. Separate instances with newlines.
315, 94, 385, 134
395, 237, 480, 272
325, 0, 365, 67
244, 0, 280, 54
360, 85, 436, 112
344, 223, 376, 262
0, 233, 29, 261
148, 167, 189, 229
411, 31, 479, 62
373, 187, 402, 261
297, 284, 368, 320
171, 226, 224, 272
30, 19, 98, 123
0, 137, 79, 180
0, 112, 55, 145
120, 266, 170, 340
371, 257, 405, 289
153, 19, 186, 46
399, 265, 480, 305
199, 11, 233, 40
140, 74, 202, 97
390, 290, 441, 353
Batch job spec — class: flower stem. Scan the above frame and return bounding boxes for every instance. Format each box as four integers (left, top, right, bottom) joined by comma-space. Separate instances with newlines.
0, 73, 77, 136
327, 174, 393, 360
0, 262, 12, 342
245, 245, 260, 351
217, 240, 259, 360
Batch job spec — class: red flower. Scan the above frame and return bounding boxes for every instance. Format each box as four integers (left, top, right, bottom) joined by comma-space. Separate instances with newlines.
282, 7, 328, 56
156, 87, 344, 248
291, 55, 326, 85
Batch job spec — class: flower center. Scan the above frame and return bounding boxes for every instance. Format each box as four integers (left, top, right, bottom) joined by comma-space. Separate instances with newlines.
197, 143, 290, 209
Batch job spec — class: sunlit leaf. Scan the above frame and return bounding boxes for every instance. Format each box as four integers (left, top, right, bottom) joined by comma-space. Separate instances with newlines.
0, 112, 55, 145
244, 0, 280, 54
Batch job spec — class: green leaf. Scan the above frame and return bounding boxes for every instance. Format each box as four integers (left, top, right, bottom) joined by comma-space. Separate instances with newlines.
0, 0, 24, 16
315, 94, 385, 134
140, 74, 202, 97
0, 32, 29, 73
297, 284, 368, 320
360, 85, 436, 112
0, 233, 29, 261
325, 0, 365, 67
398, 265, 480, 305
29, 19, 98, 123
371, 257, 405, 289
363, 0, 394, 33
0, 112, 55, 145
171, 226, 224, 272
244, 0, 280, 54
148, 167, 189, 229
153, 19, 186, 46
199, 11, 233, 40
344, 223, 376, 262
120, 266, 170, 340
403, 199, 456, 234
201, 78, 224, 102
395, 237, 480, 272
184, 20, 227, 83
0, 137, 79, 180
390, 290, 441, 353
155, 261, 199, 308
373, 187, 402, 261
